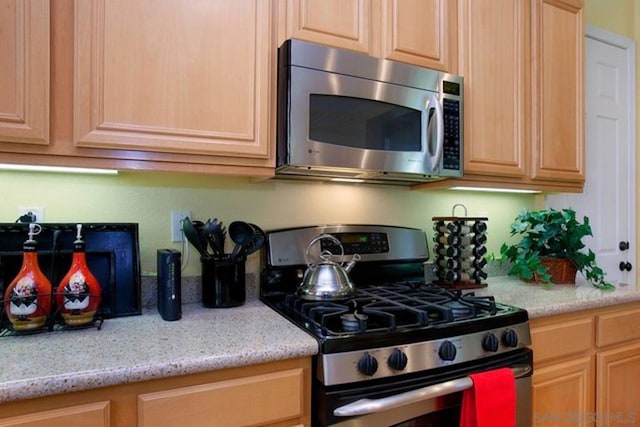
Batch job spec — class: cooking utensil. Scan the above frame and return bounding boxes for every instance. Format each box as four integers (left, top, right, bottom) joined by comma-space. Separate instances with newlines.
238, 223, 265, 258
297, 234, 361, 301
182, 217, 210, 258
229, 221, 254, 260
213, 219, 227, 256
191, 220, 209, 254
204, 218, 226, 256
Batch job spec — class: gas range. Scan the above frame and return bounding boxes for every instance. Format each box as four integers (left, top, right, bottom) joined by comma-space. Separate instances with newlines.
260, 225, 531, 386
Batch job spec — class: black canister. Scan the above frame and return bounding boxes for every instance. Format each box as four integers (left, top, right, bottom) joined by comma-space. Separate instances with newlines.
201, 256, 245, 308
157, 249, 182, 321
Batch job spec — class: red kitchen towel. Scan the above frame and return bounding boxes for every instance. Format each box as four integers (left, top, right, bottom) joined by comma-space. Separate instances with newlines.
460, 367, 516, 427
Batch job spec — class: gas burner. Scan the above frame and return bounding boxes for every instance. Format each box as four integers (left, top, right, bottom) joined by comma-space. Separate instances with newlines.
340, 313, 367, 332
278, 282, 510, 338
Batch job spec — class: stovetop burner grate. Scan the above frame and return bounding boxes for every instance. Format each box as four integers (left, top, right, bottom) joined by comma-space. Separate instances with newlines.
281, 283, 503, 337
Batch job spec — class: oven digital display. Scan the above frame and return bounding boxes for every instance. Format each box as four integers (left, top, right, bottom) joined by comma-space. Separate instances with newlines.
339, 234, 369, 244
320, 232, 389, 255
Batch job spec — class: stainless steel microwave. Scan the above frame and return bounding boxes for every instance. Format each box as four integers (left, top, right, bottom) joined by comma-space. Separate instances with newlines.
276, 39, 463, 185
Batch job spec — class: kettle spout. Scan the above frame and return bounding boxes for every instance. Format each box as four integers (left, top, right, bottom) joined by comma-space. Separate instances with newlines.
344, 253, 362, 273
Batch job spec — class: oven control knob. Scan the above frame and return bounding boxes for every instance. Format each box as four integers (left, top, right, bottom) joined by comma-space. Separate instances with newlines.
482, 333, 500, 352
502, 329, 519, 348
438, 340, 457, 361
357, 353, 379, 376
388, 349, 408, 371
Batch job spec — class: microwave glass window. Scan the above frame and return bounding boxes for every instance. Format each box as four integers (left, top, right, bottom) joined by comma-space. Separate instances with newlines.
309, 95, 421, 151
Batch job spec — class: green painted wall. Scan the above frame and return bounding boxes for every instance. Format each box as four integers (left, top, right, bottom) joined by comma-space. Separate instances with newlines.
585, 0, 635, 37
0, 170, 535, 275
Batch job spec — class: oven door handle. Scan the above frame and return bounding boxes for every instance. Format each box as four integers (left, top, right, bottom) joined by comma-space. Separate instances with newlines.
333, 364, 532, 417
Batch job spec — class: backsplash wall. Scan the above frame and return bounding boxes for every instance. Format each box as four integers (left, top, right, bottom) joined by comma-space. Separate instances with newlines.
0, 170, 537, 276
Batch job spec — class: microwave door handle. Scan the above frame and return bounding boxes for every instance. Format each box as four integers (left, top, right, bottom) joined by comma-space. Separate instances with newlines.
333, 364, 532, 418
423, 95, 444, 172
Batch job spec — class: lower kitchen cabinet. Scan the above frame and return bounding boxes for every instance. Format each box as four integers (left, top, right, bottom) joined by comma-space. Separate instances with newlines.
532, 356, 595, 426
530, 301, 640, 427
0, 357, 311, 427
138, 368, 305, 427
0, 401, 110, 427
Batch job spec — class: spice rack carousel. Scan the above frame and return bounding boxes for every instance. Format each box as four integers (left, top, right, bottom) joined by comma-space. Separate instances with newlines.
432, 204, 488, 289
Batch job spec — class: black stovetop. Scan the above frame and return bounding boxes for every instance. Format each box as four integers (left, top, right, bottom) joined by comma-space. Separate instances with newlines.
261, 281, 529, 354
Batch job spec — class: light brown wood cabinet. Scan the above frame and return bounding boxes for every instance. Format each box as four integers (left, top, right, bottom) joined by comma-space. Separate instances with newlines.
0, 0, 276, 177
0, 401, 110, 427
0, 358, 311, 427
530, 0, 584, 183
138, 368, 306, 427
278, 0, 457, 72
0, 0, 50, 146
417, 0, 585, 193
530, 302, 640, 427
1, 0, 586, 189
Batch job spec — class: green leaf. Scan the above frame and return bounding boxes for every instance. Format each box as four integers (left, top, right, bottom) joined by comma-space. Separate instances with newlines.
499, 208, 609, 290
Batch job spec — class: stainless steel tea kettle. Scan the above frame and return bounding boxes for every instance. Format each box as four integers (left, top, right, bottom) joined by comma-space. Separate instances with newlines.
297, 234, 361, 301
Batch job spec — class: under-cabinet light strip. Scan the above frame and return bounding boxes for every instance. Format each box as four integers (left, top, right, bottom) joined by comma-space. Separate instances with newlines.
450, 186, 541, 194
0, 163, 118, 175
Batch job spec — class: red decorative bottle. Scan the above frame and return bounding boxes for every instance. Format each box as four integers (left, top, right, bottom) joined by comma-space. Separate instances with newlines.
3, 223, 52, 331
56, 224, 102, 326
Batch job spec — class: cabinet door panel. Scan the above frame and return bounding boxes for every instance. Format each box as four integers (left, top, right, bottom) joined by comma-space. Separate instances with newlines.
531, 0, 584, 182
533, 356, 595, 427
380, 0, 456, 72
458, 0, 528, 177
0, 0, 49, 145
138, 368, 304, 427
74, 0, 272, 158
596, 343, 640, 427
596, 307, 640, 348
531, 317, 593, 365
285, 0, 370, 53
0, 401, 110, 427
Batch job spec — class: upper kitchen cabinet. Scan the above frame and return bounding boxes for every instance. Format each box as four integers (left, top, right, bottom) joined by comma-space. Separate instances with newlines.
280, 0, 371, 54
0, 0, 275, 177
0, 0, 49, 145
73, 0, 273, 166
416, 0, 585, 192
456, 0, 528, 178
376, 0, 457, 72
278, 0, 457, 72
530, 0, 584, 183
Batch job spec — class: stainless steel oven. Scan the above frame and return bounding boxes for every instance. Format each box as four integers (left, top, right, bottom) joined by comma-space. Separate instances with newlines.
276, 40, 463, 185
322, 349, 532, 426
261, 225, 532, 427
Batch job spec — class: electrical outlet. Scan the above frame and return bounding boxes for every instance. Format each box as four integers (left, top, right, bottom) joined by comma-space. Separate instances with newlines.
171, 210, 191, 242
18, 207, 44, 223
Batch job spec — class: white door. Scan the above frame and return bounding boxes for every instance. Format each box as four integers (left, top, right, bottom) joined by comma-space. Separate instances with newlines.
547, 26, 636, 287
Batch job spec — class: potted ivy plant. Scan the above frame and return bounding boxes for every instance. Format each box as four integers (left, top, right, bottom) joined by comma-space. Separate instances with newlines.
497, 208, 614, 290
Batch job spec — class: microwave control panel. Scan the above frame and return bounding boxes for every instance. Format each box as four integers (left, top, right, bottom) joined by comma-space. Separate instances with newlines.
442, 97, 461, 172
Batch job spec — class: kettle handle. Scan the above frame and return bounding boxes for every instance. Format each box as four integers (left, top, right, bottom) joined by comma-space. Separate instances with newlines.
305, 234, 344, 266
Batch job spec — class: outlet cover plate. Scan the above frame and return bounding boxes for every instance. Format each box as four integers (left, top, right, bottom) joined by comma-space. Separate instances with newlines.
18, 207, 44, 222
171, 210, 191, 242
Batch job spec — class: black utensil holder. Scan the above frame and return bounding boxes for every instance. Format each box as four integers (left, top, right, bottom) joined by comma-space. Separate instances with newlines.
201, 256, 246, 308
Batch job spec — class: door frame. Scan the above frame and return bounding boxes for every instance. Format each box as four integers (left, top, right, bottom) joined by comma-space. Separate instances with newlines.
586, 25, 636, 285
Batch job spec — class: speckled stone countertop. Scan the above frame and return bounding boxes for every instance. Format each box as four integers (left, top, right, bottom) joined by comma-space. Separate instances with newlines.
474, 275, 640, 318
0, 300, 318, 404
1, 276, 639, 405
